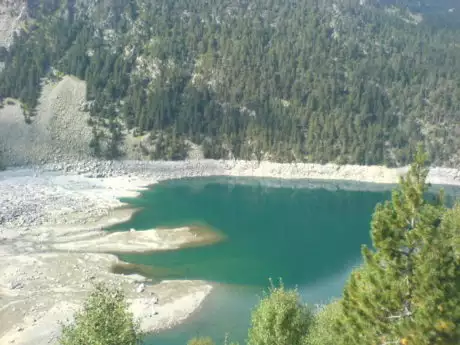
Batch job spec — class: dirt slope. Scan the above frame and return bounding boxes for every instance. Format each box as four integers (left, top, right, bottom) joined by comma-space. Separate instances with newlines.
0, 0, 27, 49
0, 76, 93, 166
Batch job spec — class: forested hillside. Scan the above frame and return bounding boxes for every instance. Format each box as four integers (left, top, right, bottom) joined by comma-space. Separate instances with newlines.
0, 0, 459, 165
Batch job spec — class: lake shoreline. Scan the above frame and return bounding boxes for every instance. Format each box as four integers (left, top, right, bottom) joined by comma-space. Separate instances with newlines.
1, 159, 460, 345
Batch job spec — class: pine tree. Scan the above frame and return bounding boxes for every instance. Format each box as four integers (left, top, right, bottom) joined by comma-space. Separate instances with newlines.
333, 148, 460, 345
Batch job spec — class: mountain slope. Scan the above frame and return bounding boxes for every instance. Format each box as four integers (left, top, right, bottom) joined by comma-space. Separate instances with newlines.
0, 76, 92, 165
0, 0, 459, 166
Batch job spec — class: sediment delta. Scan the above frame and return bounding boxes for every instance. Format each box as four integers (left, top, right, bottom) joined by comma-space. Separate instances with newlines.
1, 159, 460, 345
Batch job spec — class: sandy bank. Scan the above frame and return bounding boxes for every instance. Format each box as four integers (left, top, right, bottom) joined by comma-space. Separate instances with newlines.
52, 226, 226, 253
0, 251, 212, 345
0, 168, 217, 345
33, 159, 460, 187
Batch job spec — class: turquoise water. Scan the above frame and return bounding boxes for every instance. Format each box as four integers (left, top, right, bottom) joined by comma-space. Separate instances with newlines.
109, 177, 393, 344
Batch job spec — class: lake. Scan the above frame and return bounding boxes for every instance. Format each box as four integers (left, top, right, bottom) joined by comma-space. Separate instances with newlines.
109, 177, 394, 344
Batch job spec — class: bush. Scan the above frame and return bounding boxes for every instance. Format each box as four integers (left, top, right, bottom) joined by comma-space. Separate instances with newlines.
188, 337, 216, 345
247, 281, 313, 345
304, 301, 343, 345
59, 283, 143, 345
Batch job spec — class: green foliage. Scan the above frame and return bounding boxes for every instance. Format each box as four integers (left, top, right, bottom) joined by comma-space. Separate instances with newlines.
304, 302, 343, 345
187, 337, 216, 345
188, 151, 459, 345
0, 150, 4, 170
2, 0, 460, 163
247, 281, 314, 345
59, 283, 143, 345
442, 204, 460, 261
333, 148, 460, 344
149, 130, 189, 160
187, 335, 240, 345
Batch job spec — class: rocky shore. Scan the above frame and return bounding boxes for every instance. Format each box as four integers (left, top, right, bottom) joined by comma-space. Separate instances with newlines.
1, 159, 460, 345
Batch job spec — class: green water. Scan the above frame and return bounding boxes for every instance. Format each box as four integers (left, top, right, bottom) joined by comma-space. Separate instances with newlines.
110, 177, 393, 344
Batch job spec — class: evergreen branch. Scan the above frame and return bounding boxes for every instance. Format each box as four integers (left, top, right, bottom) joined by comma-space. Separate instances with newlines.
386, 310, 412, 319
381, 341, 400, 345
387, 303, 413, 321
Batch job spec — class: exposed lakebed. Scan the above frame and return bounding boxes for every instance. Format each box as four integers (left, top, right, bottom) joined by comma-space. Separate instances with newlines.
108, 177, 415, 344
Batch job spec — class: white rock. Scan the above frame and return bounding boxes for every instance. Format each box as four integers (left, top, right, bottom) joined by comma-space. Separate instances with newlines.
9, 281, 23, 290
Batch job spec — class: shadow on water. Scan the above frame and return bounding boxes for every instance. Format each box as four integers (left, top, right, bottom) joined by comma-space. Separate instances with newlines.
145, 264, 361, 345
111, 262, 184, 284
144, 283, 259, 345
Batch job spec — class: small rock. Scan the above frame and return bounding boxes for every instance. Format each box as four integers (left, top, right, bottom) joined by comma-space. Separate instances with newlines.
16, 327, 24, 332
136, 283, 145, 293
9, 281, 23, 290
